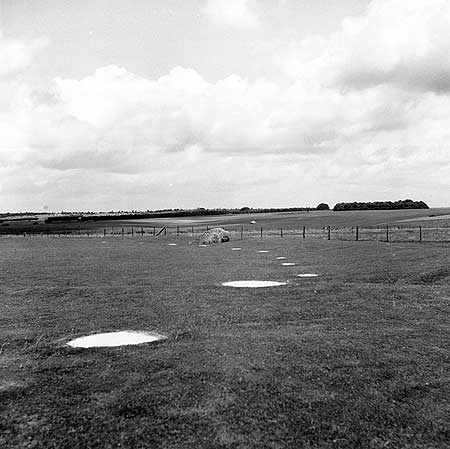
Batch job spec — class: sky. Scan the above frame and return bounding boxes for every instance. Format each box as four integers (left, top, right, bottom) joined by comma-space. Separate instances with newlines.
1, 0, 449, 212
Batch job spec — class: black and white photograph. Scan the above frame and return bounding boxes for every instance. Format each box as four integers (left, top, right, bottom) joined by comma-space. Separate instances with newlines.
1, 0, 450, 447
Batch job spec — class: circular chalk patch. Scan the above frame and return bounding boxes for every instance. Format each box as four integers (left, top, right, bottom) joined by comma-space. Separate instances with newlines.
168, 243, 177, 246
297, 274, 319, 278
222, 280, 287, 288
67, 331, 165, 348
276, 257, 286, 260
258, 250, 269, 253
282, 263, 296, 266
232, 248, 241, 251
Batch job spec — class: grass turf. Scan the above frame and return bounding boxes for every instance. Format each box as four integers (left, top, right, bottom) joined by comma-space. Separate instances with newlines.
1, 236, 450, 448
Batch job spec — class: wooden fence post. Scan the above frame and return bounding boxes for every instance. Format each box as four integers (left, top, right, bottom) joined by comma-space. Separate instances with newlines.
191, 226, 194, 235
103, 229, 106, 237
241, 227, 243, 239
419, 226, 422, 242
260, 227, 263, 238
153, 226, 156, 236
131, 228, 134, 236
121, 227, 124, 236
302, 226, 306, 238
164, 227, 167, 236
177, 226, 179, 236
356, 226, 359, 241
280, 227, 283, 238
327, 226, 331, 240
141, 227, 144, 236
386, 226, 389, 242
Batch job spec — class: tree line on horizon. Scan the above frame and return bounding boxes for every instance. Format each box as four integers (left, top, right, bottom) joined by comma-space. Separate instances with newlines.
331, 199, 429, 211
3, 200, 430, 223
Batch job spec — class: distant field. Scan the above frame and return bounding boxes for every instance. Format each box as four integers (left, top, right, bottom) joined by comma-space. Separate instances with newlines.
3, 208, 450, 236
1, 236, 450, 448
4, 208, 450, 243
113, 207, 450, 229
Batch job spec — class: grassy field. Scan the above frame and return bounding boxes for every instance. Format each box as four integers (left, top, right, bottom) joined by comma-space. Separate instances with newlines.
3, 208, 450, 238
1, 235, 450, 448
104, 208, 450, 229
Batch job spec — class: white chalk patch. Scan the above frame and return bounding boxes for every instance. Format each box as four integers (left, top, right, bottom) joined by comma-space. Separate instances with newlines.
297, 274, 319, 278
168, 243, 177, 246
282, 263, 296, 266
67, 331, 165, 348
232, 248, 241, 251
222, 280, 287, 288
276, 257, 286, 260
258, 250, 269, 253
198, 244, 207, 247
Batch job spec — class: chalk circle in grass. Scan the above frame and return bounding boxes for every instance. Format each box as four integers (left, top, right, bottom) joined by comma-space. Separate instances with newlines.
222, 280, 287, 288
258, 250, 269, 253
168, 243, 177, 246
232, 248, 241, 251
297, 274, 319, 278
67, 331, 166, 348
198, 244, 207, 247
276, 257, 286, 260
282, 262, 296, 266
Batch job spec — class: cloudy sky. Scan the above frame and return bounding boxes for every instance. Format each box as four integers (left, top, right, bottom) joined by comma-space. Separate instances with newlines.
1, 0, 449, 212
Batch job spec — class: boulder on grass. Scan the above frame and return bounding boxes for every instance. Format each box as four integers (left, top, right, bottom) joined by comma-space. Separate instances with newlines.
199, 228, 231, 245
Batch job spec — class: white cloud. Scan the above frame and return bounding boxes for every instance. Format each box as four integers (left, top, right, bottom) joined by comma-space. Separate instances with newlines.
2, 0, 450, 210
202, 0, 260, 29
0, 33, 48, 78
336, 0, 450, 92
283, 0, 450, 93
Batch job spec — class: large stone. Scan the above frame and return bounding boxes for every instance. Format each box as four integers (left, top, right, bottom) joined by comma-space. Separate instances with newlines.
199, 227, 231, 245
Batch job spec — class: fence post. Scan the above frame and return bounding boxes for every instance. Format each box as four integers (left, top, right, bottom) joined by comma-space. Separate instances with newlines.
141, 227, 144, 236
260, 227, 263, 238
419, 226, 422, 242
356, 226, 359, 241
164, 227, 167, 236
302, 226, 305, 239
192, 226, 194, 235
241, 227, 243, 239
281, 227, 283, 238
327, 226, 331, 240
121, 227, 124, 236
131, 228, 134, 236
177, 226, 179, 236
153, 226, 155, 236
103, 229, 106, 237
386, 226, 389, 242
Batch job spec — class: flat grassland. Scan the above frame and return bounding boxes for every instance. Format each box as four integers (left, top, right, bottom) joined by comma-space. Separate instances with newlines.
111, 207, 450, 229
1, 236, 450, 448
4, 208, 450, 237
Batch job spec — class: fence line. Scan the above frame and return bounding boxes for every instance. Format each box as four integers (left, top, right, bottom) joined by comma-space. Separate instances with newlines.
2, 224, 450, 243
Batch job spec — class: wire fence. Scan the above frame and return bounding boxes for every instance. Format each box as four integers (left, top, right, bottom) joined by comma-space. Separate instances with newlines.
3, 224, 450, 243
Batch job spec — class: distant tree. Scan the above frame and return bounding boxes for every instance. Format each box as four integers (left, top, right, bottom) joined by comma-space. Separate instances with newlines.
316, 203, 330, 210
333, 200, 429, 211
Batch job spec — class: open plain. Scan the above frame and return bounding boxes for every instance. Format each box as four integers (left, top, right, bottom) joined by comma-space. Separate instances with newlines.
1, 229, 450, 448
